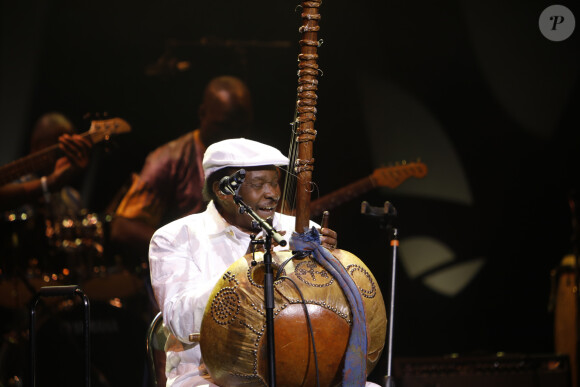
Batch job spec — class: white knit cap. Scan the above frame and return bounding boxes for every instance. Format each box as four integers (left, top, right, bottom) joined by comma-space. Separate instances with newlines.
202, 138, 289, 179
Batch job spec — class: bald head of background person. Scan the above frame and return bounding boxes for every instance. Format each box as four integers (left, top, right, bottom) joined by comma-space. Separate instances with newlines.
0, 112, 92, 211
110, 75, 255, 261
198, 75, 253, 146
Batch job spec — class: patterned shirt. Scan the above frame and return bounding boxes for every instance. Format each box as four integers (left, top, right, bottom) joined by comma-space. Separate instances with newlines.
115, 130, 206, 229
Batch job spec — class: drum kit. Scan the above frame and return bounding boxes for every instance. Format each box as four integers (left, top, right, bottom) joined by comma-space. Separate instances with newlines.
0, 208, 144, 307
0, 206, 148, 386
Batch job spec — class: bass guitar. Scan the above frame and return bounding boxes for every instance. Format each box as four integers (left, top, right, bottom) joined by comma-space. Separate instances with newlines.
0, 118, 131, 185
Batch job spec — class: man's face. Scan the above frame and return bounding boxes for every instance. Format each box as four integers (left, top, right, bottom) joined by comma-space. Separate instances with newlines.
218, 166, 281, 234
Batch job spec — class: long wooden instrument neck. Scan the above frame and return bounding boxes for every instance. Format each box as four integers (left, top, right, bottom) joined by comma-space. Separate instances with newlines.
294, 0, 322, 232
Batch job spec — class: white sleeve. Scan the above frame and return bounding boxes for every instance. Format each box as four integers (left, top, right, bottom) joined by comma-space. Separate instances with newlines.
149, 224, 215, 344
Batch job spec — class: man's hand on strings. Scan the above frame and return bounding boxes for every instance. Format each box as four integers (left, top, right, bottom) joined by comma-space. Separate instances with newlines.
246, 230, 288, 254
59, 133, 92, 168
50, 134, 93, 188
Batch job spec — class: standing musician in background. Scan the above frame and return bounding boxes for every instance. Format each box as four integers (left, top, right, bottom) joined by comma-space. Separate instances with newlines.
147, 138, 385, 387
109, 75, 254, 264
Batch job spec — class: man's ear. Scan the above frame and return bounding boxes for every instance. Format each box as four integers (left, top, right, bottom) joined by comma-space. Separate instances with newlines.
213, 181, 230, 201
212, 180, 223, 197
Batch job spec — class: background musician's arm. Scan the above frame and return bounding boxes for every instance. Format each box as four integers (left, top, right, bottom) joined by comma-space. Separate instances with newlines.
109, 173, 166, 259
0, 132, 92, 211
110, 215, 157, 258
109, 143, 176, 259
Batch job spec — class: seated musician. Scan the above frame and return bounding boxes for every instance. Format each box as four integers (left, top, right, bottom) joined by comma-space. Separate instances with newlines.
148, 138, 339, 387
0, 112, 92, 313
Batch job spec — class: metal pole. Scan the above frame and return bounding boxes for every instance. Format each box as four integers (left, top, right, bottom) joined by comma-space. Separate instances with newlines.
28, 285, 91, 387
384, 228, 398, 387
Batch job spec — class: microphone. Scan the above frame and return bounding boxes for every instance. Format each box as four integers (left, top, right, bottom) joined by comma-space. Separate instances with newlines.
219, 169, 246, 195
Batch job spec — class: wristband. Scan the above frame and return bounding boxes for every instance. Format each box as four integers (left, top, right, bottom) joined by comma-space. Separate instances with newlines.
40, 176, 51, 202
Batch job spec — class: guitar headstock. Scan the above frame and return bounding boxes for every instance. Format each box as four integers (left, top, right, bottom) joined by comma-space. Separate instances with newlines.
371, 160, 428, 189
87, 118, 131, 143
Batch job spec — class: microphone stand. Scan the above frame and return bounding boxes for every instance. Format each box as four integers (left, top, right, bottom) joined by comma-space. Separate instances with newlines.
224, 182, 286, 387
385, 228, 398, 387
361, 201, 398, 387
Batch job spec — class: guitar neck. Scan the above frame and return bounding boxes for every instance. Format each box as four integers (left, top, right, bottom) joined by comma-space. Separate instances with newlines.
0, 131, 101, 186
0, 118, 130, 186
310, 175, 375, 218
0, 145, 62, 186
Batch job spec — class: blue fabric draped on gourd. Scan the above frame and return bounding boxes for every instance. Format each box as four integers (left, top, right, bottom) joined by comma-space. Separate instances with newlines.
289, 227, 368, 386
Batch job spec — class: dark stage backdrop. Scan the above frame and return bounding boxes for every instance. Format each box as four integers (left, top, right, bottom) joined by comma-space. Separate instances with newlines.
1, 0, 579, 384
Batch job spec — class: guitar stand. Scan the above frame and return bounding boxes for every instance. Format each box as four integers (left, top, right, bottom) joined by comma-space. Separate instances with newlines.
361, 201, 398, 387
29, 285, 91, 387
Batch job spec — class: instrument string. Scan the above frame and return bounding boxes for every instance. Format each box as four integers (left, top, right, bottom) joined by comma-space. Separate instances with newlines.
281, 113, 300, 215
275, 253, 320, 387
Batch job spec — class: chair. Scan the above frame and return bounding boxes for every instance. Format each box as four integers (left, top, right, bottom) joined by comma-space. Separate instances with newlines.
146, 311, 168, 387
